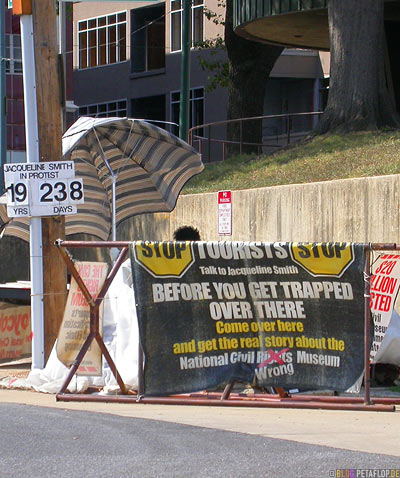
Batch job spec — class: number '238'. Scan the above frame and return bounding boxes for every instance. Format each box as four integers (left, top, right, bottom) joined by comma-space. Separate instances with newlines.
39, 180, 83, 203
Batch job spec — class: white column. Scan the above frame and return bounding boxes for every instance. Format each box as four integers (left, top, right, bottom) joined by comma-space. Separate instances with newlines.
20, 14, 45, 369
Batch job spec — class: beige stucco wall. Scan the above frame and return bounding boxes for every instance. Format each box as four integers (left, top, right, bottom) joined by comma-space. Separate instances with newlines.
118, 174, 400, 244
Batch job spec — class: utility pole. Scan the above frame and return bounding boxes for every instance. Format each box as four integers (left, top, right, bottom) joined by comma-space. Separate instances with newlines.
14, 0, 45, 368
0, 0, 7, 194
14, 0, 66, 364
31, 0, 66, 363
179, 0, 191, 141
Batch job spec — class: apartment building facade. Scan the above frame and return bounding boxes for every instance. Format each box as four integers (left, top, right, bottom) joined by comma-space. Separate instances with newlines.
4, 0, 75, 165
5, 1, 24, 163
72, 0, 329, 141
3, 0, 329, 167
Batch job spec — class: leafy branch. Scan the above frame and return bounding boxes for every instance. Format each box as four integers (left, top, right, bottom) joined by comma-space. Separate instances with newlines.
195, 4, 228, 92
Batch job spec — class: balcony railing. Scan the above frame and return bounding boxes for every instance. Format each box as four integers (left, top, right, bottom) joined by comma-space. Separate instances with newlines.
233, 0, 328, 30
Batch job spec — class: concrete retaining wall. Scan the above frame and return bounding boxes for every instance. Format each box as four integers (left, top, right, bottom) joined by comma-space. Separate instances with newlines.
1, 174, 399, 283
118, 174, 400, 244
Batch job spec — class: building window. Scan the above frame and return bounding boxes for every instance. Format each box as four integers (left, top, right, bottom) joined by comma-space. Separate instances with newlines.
192, 0, 204, 46
78, 12, 127, 69
170, 0, 204, 53
5, 34, 22, 74
79, 99, 127, 118
170, 87, 204, 135
131, 4, 165, 73
131, 95, 166, 125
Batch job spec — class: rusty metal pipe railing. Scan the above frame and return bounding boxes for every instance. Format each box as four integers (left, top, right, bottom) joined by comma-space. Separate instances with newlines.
364, 244, 372, 405
57, 394, 395, 412
55, 241, 130, 399
179, 391, 400, 405
57, 333, 96, 395
220, 380, 234, 400
56, 244, 96, 308
137, 341, 144, 398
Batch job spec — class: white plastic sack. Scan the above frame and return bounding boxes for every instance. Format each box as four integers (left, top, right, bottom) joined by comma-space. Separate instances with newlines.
102, 258, 139, 390
27, 345, 89, 393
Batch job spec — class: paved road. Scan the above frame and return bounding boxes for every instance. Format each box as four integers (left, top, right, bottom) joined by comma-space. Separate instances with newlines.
1, 403, 399, 478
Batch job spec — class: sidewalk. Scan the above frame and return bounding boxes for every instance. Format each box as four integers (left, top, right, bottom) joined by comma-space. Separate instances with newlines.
0, 358, 31, 379
0, 375, 399, 458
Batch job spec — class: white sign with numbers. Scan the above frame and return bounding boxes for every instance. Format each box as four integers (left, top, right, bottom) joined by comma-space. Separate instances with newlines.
3, 161, 84, 218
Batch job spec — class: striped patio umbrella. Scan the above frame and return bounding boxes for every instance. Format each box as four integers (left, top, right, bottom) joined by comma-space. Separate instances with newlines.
0, 117, 204, 241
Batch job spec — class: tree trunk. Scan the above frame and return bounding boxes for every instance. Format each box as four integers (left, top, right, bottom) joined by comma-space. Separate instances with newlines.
316, 0, 399, 133
225, 0, 283, 154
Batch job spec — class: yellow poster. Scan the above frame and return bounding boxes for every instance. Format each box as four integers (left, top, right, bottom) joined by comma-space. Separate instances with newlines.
0, 302, 31, 363
56, 261, 108, 376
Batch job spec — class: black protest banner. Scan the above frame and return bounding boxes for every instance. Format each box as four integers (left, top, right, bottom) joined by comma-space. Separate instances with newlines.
130, 242, 366, 396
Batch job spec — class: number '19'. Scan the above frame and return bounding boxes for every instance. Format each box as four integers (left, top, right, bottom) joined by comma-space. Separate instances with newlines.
6, 182, 28, 203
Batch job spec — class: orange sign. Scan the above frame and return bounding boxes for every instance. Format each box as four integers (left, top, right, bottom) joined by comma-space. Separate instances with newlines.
0, 302, 31, 363
56, 261, 108, 376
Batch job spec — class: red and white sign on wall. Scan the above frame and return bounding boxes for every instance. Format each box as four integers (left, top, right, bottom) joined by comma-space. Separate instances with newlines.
370, 253, 400, 361
218, 190, 232, 236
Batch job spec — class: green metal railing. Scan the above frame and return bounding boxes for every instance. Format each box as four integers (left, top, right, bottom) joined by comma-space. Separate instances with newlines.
188, 111, 323, 162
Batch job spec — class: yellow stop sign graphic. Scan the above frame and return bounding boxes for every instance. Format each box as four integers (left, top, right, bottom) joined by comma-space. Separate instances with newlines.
290, 242, 354, 277
133, 241, 195, 278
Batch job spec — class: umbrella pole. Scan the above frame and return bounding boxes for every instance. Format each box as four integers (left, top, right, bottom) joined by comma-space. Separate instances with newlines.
92, 127, 117, 241
111, 175, 117, 241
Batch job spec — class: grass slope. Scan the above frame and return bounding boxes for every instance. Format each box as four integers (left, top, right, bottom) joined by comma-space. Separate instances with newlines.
183, 131, 400, 194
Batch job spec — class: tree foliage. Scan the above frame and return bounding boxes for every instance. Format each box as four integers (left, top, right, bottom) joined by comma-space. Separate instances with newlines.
196, 4, 228, 92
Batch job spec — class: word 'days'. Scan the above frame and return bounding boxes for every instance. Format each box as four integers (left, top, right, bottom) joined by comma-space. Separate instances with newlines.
133, 241, 195, 278
290, 242, 355, 277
